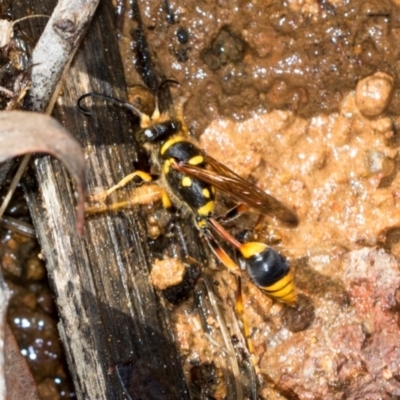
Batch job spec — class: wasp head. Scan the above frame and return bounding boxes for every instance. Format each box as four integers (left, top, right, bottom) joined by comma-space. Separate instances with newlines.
136, 118, 183, 144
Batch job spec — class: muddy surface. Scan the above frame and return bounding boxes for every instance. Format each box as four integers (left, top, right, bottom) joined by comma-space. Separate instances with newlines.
3, 0, 400, 399
120, 0, 400, 135
116, 0, 400, 398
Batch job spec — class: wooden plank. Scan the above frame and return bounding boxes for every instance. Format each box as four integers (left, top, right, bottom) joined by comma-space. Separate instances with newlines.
19, 0, 190, 398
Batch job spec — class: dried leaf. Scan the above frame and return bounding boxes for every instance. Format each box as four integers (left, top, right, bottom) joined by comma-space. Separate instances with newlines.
4, 323, 40, 400
0, 111, 86, 233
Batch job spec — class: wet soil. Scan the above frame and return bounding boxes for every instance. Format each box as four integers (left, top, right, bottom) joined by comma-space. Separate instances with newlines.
120, 0, 400, 135
117, 0, 400, 398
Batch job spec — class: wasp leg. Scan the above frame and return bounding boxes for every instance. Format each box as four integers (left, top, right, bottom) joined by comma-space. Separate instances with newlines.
253, 214, 266, 234
88, 170, 153, 202
86, 184, 164, 215
216, 203, 250, 224
201, 227, 239, 272
161, 189, 173, 210
218, 205, 266, 237
202, 228, 255, 357
170, 95, 189, 136
208, 217, 242, 249
235, 276, 254, 355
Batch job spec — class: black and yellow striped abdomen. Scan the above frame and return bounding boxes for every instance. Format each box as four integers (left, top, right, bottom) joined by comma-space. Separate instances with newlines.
159, 136, 215, 222
240, 242, 296, 304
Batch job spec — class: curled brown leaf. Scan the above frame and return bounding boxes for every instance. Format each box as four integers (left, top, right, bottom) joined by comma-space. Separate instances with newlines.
0, 111, 86, 233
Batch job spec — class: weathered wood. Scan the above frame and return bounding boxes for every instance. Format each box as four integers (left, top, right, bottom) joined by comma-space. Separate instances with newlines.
18, 0, 190, 398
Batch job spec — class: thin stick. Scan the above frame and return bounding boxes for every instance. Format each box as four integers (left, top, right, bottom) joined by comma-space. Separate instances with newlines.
12, 14, 49, 27
0, 154, 30, 221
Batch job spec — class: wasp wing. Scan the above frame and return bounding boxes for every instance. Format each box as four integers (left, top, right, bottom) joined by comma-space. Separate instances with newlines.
173, 151, 298, 226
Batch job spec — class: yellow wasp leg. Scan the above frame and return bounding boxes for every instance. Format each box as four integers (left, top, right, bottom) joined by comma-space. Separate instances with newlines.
86, 184, 164, 215
200, 227, 239, 272
217, 203, 250, 224
161, 189, 173, 210
172, 96, 189, 136
88, 170, 153, 202
200, 228, 254, 355
236, 276, 254, 356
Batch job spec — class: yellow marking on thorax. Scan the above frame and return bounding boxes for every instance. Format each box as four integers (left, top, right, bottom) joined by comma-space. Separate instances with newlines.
161, 190, 173, 209
163, 159, 172, 174
197, 219, 207, 229
197, 201, 215, 216
188, 155, 204, 165
160, 135, 185, 155
181, 176, 192, 187
202, 188, 210, 198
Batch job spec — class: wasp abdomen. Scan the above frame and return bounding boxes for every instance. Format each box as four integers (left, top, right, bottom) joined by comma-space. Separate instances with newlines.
244, 245, 296, 304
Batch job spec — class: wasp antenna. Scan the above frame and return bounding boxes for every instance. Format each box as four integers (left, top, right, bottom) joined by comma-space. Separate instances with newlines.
158, 79, 181, 91
77, 93, 95, 115
174, 95, 189, 124
77, 92, 145, 119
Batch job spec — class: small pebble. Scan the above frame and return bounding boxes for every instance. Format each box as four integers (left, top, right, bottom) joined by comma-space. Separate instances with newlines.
25, 256, 46, 281
364, 150, 395, 177
355, 72, 394, 117
151, 257, 186, 290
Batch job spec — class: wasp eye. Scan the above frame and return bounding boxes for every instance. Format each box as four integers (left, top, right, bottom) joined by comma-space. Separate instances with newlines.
144, 129, 154, 138
137, 128, 155, 143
